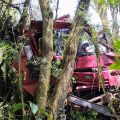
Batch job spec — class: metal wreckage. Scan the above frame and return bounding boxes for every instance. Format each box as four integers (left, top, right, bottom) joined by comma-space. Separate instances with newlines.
12, 14, 120, 117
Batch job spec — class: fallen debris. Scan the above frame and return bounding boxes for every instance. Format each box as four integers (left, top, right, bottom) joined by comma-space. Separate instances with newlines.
68, 95, 120, 118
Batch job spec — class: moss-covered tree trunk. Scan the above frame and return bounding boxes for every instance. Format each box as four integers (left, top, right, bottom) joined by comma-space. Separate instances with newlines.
93, 0, 109, 29
36, 0, 54, 116
17, 0, 30, 31
110, 6, 119, 37
48, 0, 90, 119
36, 0, 90, 119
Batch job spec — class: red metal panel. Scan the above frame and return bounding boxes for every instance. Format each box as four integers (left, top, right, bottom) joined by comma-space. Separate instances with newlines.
74, 71, 120, 91
73, 71, 110, 82
73, 72, 97, 81
109, 75, 120, 86
23, 69, 37, 96
13, 48, 37, 96
56, 14, 71, 23
75, 55, 98, 69
75, 84, 109, 91
30, 15, 71, 32
75, 54, 114, 69
24, 30, 40, 56
101, 54, 114, 66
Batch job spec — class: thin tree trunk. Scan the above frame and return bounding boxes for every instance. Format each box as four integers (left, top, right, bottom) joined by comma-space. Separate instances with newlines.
36, 0, 54, 116
99, 5, 109, 29
48, 0, 90, 119
17, 0, 30, 31
55, 0, 59, 19
94, 0, 109, 29
110, 6, 119, 37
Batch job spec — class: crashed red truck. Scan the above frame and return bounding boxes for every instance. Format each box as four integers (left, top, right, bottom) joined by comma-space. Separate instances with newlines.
13, 15, 120, 114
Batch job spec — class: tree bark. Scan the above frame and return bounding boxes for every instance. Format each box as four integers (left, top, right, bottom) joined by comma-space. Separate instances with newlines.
99, 5, 108, 29
48, 0, 90, 119
55, 0, 59, 19
36, 0, 54, 116
110, 6, 119, 37
17, 0, 30, 31
93, 0, 109, 29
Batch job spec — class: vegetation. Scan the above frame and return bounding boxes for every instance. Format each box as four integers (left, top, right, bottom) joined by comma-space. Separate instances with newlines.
0, 0, 120, 120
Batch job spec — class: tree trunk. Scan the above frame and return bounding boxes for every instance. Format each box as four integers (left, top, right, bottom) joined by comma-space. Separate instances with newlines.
17, 0, 30, 31
55, 0, 59, 19
36, 0, 54, 116
99, 5, 109, 29
48, 0, 90, 119
94, 0, 109, 29
110, 6, 119, 37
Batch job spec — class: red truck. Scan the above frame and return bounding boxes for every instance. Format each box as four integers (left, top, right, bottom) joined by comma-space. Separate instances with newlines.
13, 15, 120, 101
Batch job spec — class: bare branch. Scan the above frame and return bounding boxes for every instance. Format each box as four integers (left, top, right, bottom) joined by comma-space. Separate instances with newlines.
55, 0, 59, 19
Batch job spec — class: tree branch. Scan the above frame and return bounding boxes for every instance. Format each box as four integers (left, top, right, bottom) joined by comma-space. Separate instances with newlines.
55, 0, 59, 19
17, 0, 30, 32
0, 0, 21, 13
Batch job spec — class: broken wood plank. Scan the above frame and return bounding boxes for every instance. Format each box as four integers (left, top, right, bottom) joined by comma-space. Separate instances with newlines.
68, 95, 120, 118
68, 95, 111, 116
88, 94, 104, 102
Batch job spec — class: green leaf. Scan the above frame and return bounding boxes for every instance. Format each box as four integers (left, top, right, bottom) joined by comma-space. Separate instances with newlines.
29, 102, 38, 115
98, 0, 106, 6
13, 103, 22, 113
108, 0, 119, 6
39, 108, 49, 117
113, 39, 120, 53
